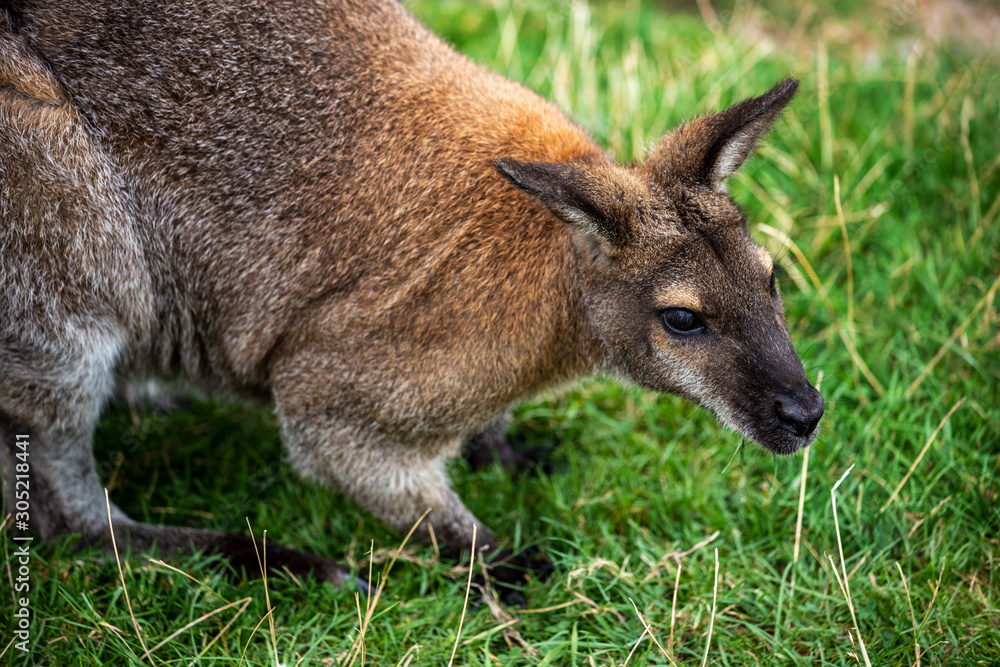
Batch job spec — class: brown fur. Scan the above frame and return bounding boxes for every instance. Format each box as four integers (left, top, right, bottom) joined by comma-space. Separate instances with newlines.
1, 0, 822, 585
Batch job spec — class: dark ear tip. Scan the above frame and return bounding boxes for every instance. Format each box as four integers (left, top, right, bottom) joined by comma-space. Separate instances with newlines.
495, 157, 545, 192
770, 77, 799, 102
494, 157, 529, 188
780, 77, 800, 91
494, 157, 520, 178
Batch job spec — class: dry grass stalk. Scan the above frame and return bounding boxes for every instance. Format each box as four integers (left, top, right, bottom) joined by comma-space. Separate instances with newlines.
628, 598, 676, 667
520, 600, 584, 614
146, 597, 252, 656
100, 621, 141, 659
105, 488, 153, 663
239, 608, 275, 666
880, 397, 966, 513
393, 643, 423, 667
790, 371, 823, 599
628, 598, 678, 667
833, 176, 871, 397
246, 521, 279, 665
895, 562, 920, 667
669, 559, 682, 663
446, 524, 476, 667
642, 530, 720, 583
622, 623, 649, 666
186, 597, 253, 665
757, 223, 882, 395
904, 275, 1000, 397
345, 508, 433, 667
830, 466, 872, 667
700, 548, 720, 667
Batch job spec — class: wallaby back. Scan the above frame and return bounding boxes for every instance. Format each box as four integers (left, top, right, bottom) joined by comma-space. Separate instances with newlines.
12, 0, 602, 396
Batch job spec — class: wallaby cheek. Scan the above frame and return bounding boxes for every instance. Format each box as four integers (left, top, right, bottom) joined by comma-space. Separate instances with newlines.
635, 330, 715, 402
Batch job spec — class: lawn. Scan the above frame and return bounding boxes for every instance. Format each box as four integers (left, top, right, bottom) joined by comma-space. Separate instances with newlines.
3, 0, 998, 665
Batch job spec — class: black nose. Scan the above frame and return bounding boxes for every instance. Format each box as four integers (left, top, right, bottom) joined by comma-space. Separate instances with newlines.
774, 391, 824, 438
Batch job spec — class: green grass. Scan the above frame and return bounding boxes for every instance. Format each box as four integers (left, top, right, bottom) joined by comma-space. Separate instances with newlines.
4, 0, 999, 664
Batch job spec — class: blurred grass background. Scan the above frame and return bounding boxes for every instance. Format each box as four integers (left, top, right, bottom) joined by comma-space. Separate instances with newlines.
3, 0, 998, 664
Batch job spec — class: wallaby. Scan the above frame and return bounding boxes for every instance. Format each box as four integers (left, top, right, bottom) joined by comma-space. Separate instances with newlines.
1, 0, 823, 592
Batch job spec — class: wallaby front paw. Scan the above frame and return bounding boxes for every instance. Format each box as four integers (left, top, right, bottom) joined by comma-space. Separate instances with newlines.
473, 545, 555, 607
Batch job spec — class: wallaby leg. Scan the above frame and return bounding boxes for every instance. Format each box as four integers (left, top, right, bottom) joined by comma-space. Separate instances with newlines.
0, 340, 359, 586
0, 338, 364, 588
277, 412, 555, 599
0, 62, 142, 541
0, 73, 358, 588
0, 324, 132, 540
278, 413, 494, 558
0, 339, 360, 587
271, 367, 553, 598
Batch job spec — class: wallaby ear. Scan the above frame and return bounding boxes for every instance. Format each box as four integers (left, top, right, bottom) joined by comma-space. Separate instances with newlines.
495, 157, 638, 251
648, 78, 798, 192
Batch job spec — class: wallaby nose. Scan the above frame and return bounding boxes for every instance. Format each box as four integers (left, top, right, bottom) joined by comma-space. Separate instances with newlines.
774, 390, 824, 438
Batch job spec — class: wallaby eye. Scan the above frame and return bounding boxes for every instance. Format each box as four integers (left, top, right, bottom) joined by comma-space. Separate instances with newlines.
662, 308, 704, 335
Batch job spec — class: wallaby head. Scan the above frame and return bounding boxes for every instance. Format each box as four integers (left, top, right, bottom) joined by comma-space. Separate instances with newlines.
496, 78, 823, 455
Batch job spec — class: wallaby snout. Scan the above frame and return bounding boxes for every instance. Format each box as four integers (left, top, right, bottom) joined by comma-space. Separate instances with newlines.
775, 389, 825, 439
